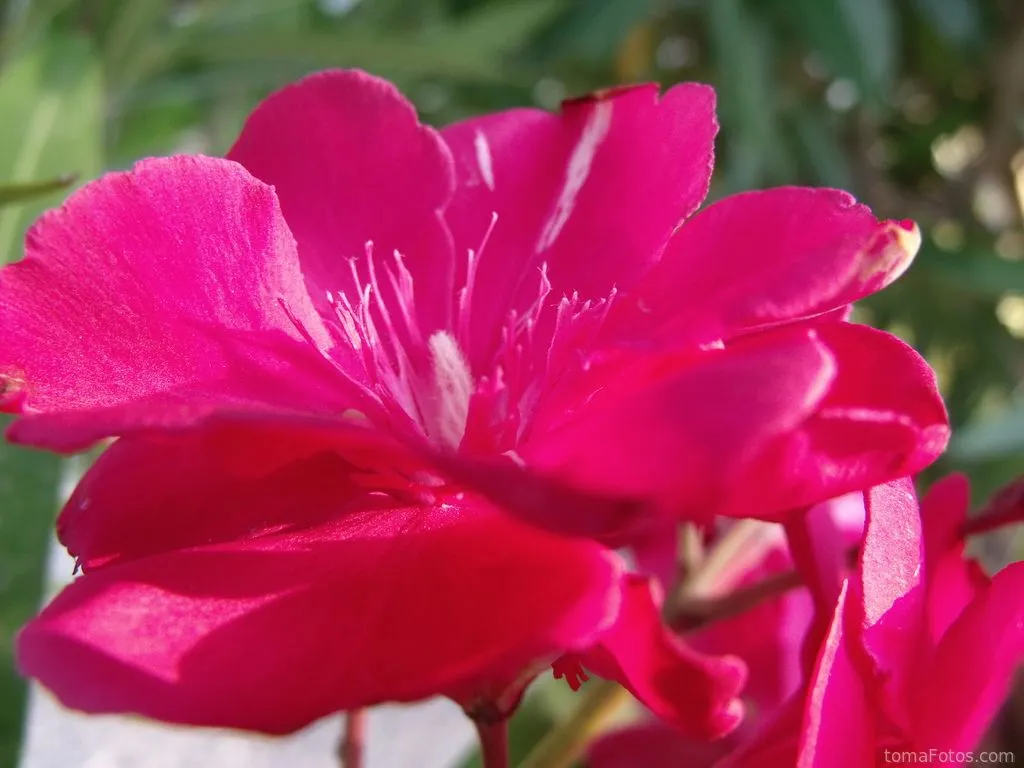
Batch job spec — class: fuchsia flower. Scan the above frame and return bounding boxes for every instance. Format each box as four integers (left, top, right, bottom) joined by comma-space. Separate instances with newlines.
700, 476, 1024, 767
5, 70, 947, 736
589, 502, 862, 768
592, 478, 1024, 767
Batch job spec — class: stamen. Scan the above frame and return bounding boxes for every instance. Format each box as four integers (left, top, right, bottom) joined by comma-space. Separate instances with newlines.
552, 655, 590, 692
456, 211, 498, 351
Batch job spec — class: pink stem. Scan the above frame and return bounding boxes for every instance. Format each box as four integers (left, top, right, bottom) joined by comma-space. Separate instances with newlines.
474, 717, 510, 768
340, 709, 366, 768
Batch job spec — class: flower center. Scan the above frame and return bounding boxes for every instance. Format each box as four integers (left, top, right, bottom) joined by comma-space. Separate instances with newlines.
314, 243, 475, 451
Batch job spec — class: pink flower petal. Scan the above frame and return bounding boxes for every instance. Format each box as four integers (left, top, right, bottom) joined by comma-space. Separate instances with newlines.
58, 426, 377, 572
921, 473, 971, 569
784, 492, 865, 671
919, 473, 987, 643
714, 696, 804, 768
727, 323, 948, 518
691, 543, 814, 715
628, 519, 680, 593
0, 156, 351, 452
19, 495, 621, 733
522, 327, 835, 520
588, 722, 731, 768
797, 582, 874, 768
910, 561, 1024, 753
576, 575, 746, 740
609, 187, 920, 347
442, 83, 716, 369
228, 70, 456, 334
848, 477, 924, 731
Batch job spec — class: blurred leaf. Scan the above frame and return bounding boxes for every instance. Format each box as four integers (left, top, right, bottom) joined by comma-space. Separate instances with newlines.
0, 0, 77, 61
0, 418, 62, 765
177, 0, 556, 87
0, 34, 103, 263
709, 0, 788, 192
102, 0, 172, 87
0, 174, 77, 205
0, 36, 100, 763
837, 0, 896, 101
790, 108, 854, 190
186, 0, 310, 32
784, 0, 897, 108
951, 400, 1024, 461
529, 0, 653, 63
923, 246, 1024, 297
913, 0, 982, 47
441, 0, 563, 55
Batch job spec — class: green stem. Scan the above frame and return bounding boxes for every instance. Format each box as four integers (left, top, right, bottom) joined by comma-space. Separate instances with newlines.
518, 520, 791, 768
516, 680, 629, 768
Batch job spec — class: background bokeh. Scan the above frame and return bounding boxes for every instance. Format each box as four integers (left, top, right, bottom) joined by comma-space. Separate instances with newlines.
1, 0, 1023, 764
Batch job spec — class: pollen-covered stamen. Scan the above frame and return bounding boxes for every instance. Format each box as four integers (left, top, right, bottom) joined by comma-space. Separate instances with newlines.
423, 331, 474, 451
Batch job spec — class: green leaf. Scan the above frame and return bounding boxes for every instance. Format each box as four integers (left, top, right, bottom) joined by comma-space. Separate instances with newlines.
790, 108, 854, 190
922, 246, 1024, 297
528, 0, 654, 62
101, 0, 173, 89
950, 401, 1024, 461
784, 0, 897, 108
0, 0, 78, 61
913, 0, 982, 47
708, 0, 788, 192
178, 1, 555, 87
438, 0, 565, 58
0, 174, 77, 205
0, 417, 62, 764
0, 34, 103, 264
0, 35, 101, 765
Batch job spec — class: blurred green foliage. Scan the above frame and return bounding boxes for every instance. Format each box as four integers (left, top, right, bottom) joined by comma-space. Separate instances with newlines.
0, 0, 1023, 763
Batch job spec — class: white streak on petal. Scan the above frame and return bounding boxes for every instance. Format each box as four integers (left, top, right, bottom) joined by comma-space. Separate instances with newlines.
536, 100, 613, 252
474, 129, 495, 191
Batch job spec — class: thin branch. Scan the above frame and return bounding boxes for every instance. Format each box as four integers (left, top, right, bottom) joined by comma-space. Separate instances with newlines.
339, 710, 366, 768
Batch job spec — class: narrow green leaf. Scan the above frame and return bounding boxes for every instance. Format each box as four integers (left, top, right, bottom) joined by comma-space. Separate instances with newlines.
0, 35, 102, 765
913, 0, 982, 47
951, 401, 1024, 461
708, 0, 787, 193
923, 246, 1024, 297
181, 30, 531, 86
0, 0, 78, 61
438, 0, 565, 58
0, 34, 103, 264
785, 0, 897, 108
102, 0, 172, 82
0, 417, 62, 764
837, 0, 897, 102
0, 174, 77, 205
528, 0, 654, 62
791, 108, 854, 190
